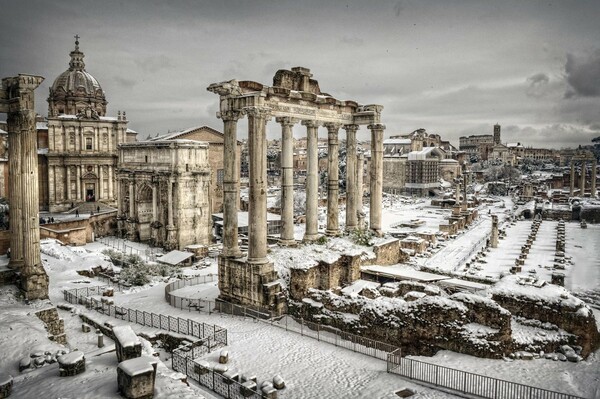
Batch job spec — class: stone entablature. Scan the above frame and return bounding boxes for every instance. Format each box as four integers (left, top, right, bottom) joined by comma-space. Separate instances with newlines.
117, 140, 212, 250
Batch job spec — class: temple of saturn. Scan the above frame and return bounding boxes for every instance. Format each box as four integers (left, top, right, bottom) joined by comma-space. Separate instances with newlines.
208, 67, 384, 312
0, 74, 49, 300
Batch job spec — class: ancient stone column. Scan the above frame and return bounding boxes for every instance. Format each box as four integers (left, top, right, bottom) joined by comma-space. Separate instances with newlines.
303, 120, 320, 241
580, 162, 586, 196
246, 106, 271, 264
344, 124, 359, 231
76, 166, 81, 201
4, 74, 48, 299
128, 179, 135, 217
7, 112, 23, 269
570, 162, 575, 196
98, 165, 104, 200
325, 123, 341, 236
462, 173, 468, 206
455, 182, 461, 203
491, 215, 499, 248
220, 110, 244, 257
277, 116, 296, 245
165, 178, 176, 249
108, 165, 114, 200
65, 166, 71, 201
368, 124, 385, 235
357, 152, 364, 228
592, 159, 597, 198
151, 184, 158, 222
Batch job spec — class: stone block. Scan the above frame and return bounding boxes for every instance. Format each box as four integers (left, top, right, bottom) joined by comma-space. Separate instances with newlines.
240, 380, 257, 397
117, 357, 158, 399
273, 374, 285, 389
113, 325, 142, 362
58, 351, 86, 377
219, 349, 229, 364
0, 373, 13, 399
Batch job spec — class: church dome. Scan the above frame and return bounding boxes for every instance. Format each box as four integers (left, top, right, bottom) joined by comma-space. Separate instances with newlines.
48, 37, 107, 117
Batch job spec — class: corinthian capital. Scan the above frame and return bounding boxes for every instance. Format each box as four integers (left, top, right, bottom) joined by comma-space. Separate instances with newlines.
275, 116, 298, 127
301, 120, 321, 128
367, 123, 386, 132
245, 106, 272, 120
219, 109, 245, 122
343, 124, 359, 133
324, 122, 342, 133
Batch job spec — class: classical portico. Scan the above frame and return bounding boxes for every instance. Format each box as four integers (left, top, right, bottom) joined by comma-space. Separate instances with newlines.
208, 67, 384, 311
570, 155, 597, 198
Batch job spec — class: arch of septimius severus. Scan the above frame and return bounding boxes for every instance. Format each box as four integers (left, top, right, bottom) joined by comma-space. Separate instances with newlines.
1, 74, 49, 300
208, 67, 384, 312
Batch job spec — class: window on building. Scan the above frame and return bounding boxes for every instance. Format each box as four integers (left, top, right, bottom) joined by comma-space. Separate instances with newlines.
217, 169, 224, 186
86, 137, 93, 150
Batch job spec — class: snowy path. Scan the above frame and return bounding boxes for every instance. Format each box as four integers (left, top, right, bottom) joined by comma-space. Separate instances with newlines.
423, 216, 491, 272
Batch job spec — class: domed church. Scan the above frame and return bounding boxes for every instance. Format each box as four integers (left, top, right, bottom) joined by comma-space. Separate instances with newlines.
40, 37, 137, 211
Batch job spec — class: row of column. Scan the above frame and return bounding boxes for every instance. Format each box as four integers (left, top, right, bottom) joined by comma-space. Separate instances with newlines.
569, 160, 597, 197
219, 107, 384, 265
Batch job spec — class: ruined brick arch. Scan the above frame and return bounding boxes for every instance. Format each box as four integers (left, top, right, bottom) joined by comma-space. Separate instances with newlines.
137, 183, 152, 202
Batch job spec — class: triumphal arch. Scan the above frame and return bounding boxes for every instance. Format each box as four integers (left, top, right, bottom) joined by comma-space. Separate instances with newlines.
208, 67, 384, 312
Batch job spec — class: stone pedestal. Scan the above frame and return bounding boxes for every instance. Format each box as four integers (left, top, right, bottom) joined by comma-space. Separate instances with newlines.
58, 351, 85, 377
113, 325, 142, 363
117, 357, 158, 399
217, 256, 285, 314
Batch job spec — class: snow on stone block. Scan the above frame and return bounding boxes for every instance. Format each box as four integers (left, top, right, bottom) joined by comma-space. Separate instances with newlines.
0, 373, 13, 399
117, 357, 158, 399
273, 374, 285, 390
58, 351, 85, 377
193, 360, 210, 375
223, 369, 239, 383
240, 380, 257, 397
241, 373, 257, 383
113, 325, 142, 362
403, 291, 426, 302
213, 364, 228, 374
261, 383, 278, 399
219, 349, 229, 364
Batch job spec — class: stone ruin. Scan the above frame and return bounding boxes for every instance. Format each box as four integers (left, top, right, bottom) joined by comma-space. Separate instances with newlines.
117, 357, 158, 399
58, 350, 85, 377
0, 373, 13, 399
113, 325, 143, 362
290, 275, 600, 359
207, 67, 385, 314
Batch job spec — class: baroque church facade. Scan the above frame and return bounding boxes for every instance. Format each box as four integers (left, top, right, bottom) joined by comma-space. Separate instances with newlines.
39, 38, 136, 211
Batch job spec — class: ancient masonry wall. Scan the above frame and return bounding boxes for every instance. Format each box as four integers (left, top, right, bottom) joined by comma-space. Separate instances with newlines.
35, 307, 67, 345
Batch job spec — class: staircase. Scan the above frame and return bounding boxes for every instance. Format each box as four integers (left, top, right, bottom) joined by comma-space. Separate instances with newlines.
66, 202, 116, 214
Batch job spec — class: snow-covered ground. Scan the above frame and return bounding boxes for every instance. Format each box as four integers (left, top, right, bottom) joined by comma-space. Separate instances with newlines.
1, 195, 600, 398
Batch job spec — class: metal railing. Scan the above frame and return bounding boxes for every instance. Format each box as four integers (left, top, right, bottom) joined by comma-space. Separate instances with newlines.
97, 236, 162, 262
63, 285, 227, 345
172, 342, 267, 399
165, 276, 398, 361
387, 349, 585, 399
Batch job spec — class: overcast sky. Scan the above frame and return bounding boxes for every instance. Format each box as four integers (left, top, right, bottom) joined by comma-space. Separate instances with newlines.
1, 0, 599, 148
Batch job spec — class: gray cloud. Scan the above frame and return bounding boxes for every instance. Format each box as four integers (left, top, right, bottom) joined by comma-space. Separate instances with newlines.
525, 73, 550, 98
565, 49, 600, 98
